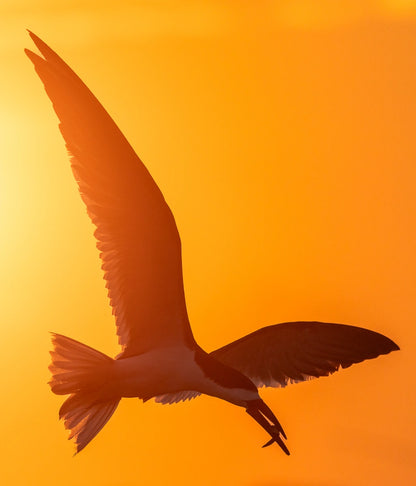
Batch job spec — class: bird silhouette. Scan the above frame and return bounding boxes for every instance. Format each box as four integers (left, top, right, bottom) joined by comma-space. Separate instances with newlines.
25, 31, 399, 455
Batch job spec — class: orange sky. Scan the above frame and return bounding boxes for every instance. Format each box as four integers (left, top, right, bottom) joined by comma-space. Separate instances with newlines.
0, 1, 414, 485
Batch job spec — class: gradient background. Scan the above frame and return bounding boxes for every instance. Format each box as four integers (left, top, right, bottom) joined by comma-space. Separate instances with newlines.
0, 1, 414, 485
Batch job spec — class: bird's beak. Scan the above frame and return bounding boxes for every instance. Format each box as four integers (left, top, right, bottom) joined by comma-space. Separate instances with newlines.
246, 399, 290, 455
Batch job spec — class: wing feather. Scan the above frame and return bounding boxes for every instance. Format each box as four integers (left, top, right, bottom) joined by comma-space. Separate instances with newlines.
26, 32, 194, 355
210, 322, 399, 388
154, 390, 201, 404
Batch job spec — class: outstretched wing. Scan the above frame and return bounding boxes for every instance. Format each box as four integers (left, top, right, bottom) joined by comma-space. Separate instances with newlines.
210, 321, 399, 388
25, 32, 195, 356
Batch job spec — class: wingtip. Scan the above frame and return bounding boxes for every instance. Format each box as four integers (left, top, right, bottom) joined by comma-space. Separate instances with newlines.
26, 30, 56, 60
24, 47, 42, 65
25, 31, 44, 63
27, 29, 41, 45
385, 337, 400, 353
24, 47, 35, 56
26, 29, 43, 48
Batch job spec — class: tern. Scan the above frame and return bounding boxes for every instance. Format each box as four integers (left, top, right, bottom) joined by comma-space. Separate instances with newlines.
25, 32, 399, 455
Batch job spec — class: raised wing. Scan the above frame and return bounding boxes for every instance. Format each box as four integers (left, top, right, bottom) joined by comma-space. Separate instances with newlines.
210, 321, 399, 388
25, 32, 195, 356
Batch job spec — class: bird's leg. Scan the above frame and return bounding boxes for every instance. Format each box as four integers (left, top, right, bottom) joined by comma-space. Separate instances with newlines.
246, 399, 290, 455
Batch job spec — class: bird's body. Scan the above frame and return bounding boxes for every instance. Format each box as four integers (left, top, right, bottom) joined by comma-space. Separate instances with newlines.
113, 346, 258, 406
26, 31, 399, 456
115, 347, 202, 400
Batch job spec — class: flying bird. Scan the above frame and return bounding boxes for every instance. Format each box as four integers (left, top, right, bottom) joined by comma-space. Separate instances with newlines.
25, 32, 399, 455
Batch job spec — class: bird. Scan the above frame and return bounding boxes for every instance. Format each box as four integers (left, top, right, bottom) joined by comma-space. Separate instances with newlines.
25, 31, 399, 456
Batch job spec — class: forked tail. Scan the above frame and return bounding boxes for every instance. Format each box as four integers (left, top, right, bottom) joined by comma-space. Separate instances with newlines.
49, 333, 120, 453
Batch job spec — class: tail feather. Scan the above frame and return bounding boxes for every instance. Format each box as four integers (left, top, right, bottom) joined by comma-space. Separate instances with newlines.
75, 400, 119, 453
62, 395, 120, 453
49, 333, 113, 395
49, 333, 120, 453
59, 392, 88, 419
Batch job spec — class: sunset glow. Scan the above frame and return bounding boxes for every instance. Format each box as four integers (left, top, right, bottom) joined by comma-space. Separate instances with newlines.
0, 2, 413, 485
